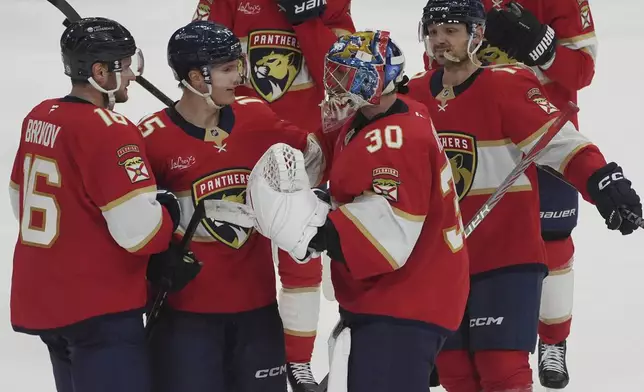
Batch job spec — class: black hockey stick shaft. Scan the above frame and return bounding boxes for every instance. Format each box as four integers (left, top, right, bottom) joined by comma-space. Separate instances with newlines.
145, 202, 206, 339
317, 102, 579, 392
45, 0, 175, 108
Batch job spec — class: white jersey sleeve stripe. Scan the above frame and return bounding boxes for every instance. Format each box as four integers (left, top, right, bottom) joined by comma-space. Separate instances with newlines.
339, 193, 425, 270
101, 188, 165, 252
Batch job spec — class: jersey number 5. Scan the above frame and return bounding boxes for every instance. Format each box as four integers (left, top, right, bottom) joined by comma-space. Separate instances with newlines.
21, 155, 61, 247
440, 162, 465, 252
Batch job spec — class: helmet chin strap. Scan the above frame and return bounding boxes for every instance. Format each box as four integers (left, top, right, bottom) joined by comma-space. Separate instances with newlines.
181, 80, 223, 109
88, 72, 122, 110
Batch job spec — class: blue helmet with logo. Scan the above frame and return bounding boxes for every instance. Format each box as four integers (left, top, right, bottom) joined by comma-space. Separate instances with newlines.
167, 20, 245, 83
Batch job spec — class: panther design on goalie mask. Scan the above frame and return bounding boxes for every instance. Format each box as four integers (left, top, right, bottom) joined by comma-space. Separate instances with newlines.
439, 132, 477, 200
192, 168, 253, 249
248, 30, 303, 102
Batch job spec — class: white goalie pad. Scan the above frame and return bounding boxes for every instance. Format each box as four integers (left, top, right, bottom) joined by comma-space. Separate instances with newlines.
327, 322, 351, 392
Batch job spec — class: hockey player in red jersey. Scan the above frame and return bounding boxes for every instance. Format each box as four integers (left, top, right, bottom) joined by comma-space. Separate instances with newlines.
9, 18, 200, 392
482, 2, 597, 387
140, 20, 327, 392
423, 2, 597, 385
220, 30, 470, 392
408, 1, 640, 391
190, 3, 354, 387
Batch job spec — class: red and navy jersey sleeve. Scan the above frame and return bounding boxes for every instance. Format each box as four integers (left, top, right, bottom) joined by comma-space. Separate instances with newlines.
541, 0, 597, 91
75, 108, 174, 254
495, 68, 605, 200
328, 113, 434, 279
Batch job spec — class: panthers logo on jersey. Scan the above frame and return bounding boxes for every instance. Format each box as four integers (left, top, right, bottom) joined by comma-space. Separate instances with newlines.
192, 168, 253, 249
438, 132, 477, 200
247, 30, 303, 102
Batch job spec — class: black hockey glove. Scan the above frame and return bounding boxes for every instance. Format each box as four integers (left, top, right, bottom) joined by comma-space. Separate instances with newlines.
147, 243, 202, 292
156, 189, 181, 232
587, 162, 642, 235
485, 2, 556, 67
277, 0, 326, 25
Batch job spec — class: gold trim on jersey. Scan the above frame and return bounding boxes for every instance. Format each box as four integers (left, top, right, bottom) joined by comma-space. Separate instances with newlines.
284, 328, 317, 337
99, 185, 157, 212
559, 142, 592, 173
339, 204, 398, 271
127, 216, 163, 253
282, 286, 320, 294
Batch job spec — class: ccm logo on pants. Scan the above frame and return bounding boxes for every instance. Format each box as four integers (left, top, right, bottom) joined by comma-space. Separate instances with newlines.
470, 317, 504, 327
255, 364, 287, 378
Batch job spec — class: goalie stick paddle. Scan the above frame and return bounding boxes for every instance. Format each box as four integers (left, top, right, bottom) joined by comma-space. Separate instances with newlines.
145, 201, 206, 340
317, 102, 579, 392
45, 0, 175, 108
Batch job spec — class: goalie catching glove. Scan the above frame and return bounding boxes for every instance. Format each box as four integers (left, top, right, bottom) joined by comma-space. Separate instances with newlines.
205, 143, 330, 261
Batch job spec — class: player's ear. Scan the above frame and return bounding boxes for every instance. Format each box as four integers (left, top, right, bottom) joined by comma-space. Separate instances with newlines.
91, 62, 109, 85
187, 69, 204, 88
473, 25, 485, 45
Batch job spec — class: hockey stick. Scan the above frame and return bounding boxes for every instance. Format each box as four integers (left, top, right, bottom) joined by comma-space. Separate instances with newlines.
317, 102, 580, 392
462, 102, 578, 236
45, 0, 175, 108
145, 201, 206, 340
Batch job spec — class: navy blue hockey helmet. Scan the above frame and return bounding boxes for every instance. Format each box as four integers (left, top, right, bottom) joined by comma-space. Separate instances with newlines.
167, 20, 245, 83
60, 17, 137, 81
421, 0, 486, 35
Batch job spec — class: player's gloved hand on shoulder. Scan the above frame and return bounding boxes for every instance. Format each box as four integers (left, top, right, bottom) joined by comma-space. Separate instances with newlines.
277, 0, 326, 25
485, 1, 556, 68
156, 189, 181, 232
587, 162, 642, 235
147, 243, 202, 292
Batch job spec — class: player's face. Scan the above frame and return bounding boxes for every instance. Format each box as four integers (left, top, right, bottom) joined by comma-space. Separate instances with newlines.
113, 57, 136, 103
210, 59, 243, 106
426, 23, 471, 65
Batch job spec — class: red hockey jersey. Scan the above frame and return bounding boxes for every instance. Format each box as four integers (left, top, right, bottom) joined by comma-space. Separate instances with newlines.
10, 97, 175, 331
325, 96, 469, 331
423, 0, 597, 128
406, 67, 606, 275
192, 0, 355, 131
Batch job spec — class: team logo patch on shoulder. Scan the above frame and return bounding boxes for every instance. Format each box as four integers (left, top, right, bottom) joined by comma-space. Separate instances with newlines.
193, 3, 210, 20
119, 156, 150, 183
372, 167, 400, 202
579, 4, 592, 30
527, 88, 559, 115
248, 30, 303, 102
116, 144, 140, 158
439, 132, 477, 200
192, 168, 253, 249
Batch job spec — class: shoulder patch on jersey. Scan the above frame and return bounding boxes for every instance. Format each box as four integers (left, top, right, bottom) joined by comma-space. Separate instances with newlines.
192, 168, 254, 249
116, 144, 140, 158
192, 3, 210, 21
248, 30, 304, 103
119, 156, 150, 183
579, 4, 592, 30
372, 167, 400, 202
526, 88, 559, 115
438, 132, 477, 200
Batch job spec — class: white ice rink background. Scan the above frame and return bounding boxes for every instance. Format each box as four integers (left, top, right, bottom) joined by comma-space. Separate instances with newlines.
0, 0, 642, 390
